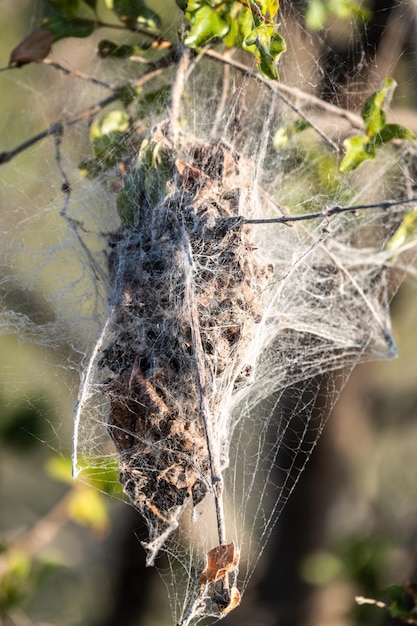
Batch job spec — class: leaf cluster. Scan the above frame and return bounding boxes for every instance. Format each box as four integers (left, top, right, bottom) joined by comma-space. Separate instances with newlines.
8, 0, 286, 80
179, 0, 286, 78
340, 78, 416, 172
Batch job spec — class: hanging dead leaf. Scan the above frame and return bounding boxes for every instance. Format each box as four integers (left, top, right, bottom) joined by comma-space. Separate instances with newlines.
199, 542, 240, 584
220, 586, 241, 615
9, 29, 54, 67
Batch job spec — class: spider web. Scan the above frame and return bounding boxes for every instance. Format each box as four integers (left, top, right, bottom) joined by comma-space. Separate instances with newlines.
1, 2, 417, 625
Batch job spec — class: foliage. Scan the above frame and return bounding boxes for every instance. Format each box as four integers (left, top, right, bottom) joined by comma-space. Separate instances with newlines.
179, 0, 286, 78
340, 78, 416, 172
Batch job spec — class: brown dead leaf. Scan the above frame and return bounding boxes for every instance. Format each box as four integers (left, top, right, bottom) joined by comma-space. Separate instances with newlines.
9, 29, 54, 67
220, 586, 241, 615
199, 542, 240, 584
175, 159, 208, 186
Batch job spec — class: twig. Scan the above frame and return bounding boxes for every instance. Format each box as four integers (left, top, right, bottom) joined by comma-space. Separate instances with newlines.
0, 490, 73, 578
356, 596, 417, 624
95, 20, 168, 42
356, 596, 389, 609
169, 47, 192, 142
202, 48, 364, 132
240, 196, 417, 225
0, 54, 175, 165
42, 58, 116, 90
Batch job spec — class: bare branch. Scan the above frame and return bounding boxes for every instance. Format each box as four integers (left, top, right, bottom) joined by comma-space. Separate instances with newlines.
240, 196, 417, 225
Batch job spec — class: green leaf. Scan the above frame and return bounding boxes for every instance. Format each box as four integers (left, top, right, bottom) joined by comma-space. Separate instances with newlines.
119, 84, 140, 107
184, 4, 229, 48
223, 4, 253, 48
340, 80, 415, 171
0, 550, 32, 611
67, 485, 110, 533
117, 170, 143, 225
90, 110, 130, 167
117, 137, 175, 225
378, 122, 416, 144
305, 0, 370, 30
244, 24, 286, 79
45, 455, 73, 484
83, 0, 98, 9
78, 157, 103, 178
305, 0, 327, 30
136, 85, 170, 119
42, 15, 96, 40
105, 0, 161, 30
273, 119, 312, 147
385, 584, 416, 620
339, 134, 375, 172
387, 211, 417, 252
253, 0, 279, 20
47, 0, 81, 16
362, 77, 397, 136
97, 39, 137, 58
90, 110, 130, 137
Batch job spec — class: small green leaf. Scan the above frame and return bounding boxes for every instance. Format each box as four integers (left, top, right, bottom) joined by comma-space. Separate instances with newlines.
90, 109, 129, 138
385, 584, 416, 620
184, 4, 229, 48
387, 211, 417, 252
378, 122, 416, 144
119, 84, 140, 107
45, 455, 73, 484
305, 0, 327, 30
362, 77, 397, 136
223, 4, 253, 48
136, 85, 170, 119
262, 0, 279, 20
339, 134, 375, 172
305, 0, 370, 31
47, 0, 81, 16
78, 157, 102, 178
106, 0, 161, 30
273, 119, 311, 147
67, 485, 110, 534
97, 39, 137, 58
244, 24, 286, 79
89, 110, 130, 167
117, 171, 143, 225
42, 15, 96, 40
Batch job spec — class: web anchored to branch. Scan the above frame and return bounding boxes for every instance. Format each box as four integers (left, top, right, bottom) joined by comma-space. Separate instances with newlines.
2, 19, 417, 626
68, 47, 417, 624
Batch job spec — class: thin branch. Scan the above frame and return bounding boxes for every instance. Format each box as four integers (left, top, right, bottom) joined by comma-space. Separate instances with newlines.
0, 54, 175, 165
203, 48, 364, 132
240, 196, 417, 225
95, 20, 169, 42
42, 58, 116, 90
356, 596, 417, 624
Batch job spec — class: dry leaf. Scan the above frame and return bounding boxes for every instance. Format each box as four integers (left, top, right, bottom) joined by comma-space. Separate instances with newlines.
199, 542, 240, 584
220, 586, 241, 615
9, 29, 54, 67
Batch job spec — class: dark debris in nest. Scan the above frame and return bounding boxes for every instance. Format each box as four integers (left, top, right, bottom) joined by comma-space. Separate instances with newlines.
99, 124, 273, 562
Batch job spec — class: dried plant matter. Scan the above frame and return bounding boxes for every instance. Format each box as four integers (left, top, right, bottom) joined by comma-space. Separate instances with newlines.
100, 122, 271, 570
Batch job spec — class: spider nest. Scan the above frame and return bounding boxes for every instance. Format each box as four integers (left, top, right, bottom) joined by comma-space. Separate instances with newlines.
98, 120, 272, 579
